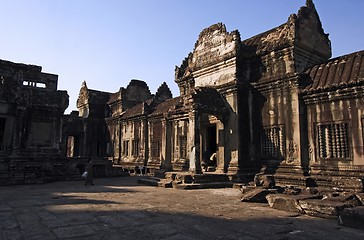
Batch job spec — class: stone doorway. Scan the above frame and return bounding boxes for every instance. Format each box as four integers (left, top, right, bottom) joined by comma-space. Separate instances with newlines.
202, 124, 218, 171
206, 124, 217, 154
0, 118, 5, 151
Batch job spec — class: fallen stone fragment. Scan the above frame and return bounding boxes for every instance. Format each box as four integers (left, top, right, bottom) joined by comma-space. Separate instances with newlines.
254, 174, 275, 189
301, 187, 319, 195
266, 194, 320, 213
283, 186, 302, 195
355, 193, 364, 205
238, 185, 255, 194
324, 193, 362, 208
241, 188, 276, 203
299, 199, 349, 219
338, 206, 364, 229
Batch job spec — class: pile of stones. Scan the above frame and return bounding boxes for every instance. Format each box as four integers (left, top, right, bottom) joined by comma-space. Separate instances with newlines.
239, 175, 364, 230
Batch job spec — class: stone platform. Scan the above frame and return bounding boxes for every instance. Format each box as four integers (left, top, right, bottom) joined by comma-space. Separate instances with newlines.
1, 176, 364, 239
138, 171, 234, 189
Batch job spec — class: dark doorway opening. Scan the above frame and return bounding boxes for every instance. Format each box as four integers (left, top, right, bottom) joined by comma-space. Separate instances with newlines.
0, 118, 5, 151
206, 125, 217, 154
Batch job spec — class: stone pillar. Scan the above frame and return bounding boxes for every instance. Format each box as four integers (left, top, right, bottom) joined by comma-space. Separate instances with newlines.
82, 121, 89, 157
224, 89, 240, 174
118, 120, 122, 164
188, 110, 202, 173
216, 120, 225, 173
161, 118, 172, 170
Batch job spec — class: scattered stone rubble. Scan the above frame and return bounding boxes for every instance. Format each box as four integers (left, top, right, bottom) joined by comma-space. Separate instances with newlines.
239, 175, 364, 230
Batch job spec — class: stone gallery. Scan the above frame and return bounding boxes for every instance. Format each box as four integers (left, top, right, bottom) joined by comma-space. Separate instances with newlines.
1, 1, 363, 190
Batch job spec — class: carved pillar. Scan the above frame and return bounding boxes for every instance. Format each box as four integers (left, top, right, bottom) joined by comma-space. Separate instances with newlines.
188, 110, 201, 173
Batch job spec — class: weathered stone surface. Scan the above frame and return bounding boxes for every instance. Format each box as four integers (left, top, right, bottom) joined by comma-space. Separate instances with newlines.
266, 194, 320, 213
254, 174, 275, 189
241, 188, 276, 203
1, 176, 364, 239
238, 185, 256, 194
355, 193, 364, 205
324, 193, 362, 208
52, 225, 95, 239
299, 199, 349, 219
283, 186, 302, 195
301, 187, 319, 195
338, 206, 364, 229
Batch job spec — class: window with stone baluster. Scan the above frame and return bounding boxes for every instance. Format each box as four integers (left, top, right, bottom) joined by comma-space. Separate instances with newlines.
151, 121, 162, 158
261, 125, 285, 159
316, 122, 350, 160
132, 139, 139, 157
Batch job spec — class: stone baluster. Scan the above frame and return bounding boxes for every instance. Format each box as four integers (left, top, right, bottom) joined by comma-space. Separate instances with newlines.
318, 126, 324, 158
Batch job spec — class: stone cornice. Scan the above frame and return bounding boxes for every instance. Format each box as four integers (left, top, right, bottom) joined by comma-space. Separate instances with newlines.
302, 86, 364, 104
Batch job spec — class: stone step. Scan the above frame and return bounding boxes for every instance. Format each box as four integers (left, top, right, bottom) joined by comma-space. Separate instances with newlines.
173, 182, 233, 190
138, 177, 173, 188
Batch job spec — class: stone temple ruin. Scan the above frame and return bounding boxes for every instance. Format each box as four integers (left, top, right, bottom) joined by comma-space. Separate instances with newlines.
1, 0, 364, 197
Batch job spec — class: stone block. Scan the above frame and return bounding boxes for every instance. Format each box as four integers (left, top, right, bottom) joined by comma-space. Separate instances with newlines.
324, 193, 362, 207
254, 174, 275, 189
241, 188, 275, 203
283, 186, 302, 195
265, 194, 319, 213
238, 185, 256, 194
355, 193, 364, 205
338, 206, 364, 229
299, 199, 349, 219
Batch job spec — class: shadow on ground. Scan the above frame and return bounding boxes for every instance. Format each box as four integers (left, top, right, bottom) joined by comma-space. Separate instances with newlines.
0, 176, 364, 240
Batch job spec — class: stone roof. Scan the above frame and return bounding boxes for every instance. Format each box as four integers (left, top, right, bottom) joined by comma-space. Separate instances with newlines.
108, 88, 123, 104
120, 97, 182, 119
0, 59, 42, 73
87, 89, 112, 105
150, 97, 181, 117
121, 99, 152, 119
302, 50, 364, 93
241, 0, 330, 60
241, 21, 294, 56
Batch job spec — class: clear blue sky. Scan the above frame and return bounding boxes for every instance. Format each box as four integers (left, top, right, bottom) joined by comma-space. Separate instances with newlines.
1, 0, 363, 113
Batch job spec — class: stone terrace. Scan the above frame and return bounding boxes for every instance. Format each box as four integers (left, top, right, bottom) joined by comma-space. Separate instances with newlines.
1, 176, 364, 240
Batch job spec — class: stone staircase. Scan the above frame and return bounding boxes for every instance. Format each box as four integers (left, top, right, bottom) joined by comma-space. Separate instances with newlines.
138, 171, 234, 189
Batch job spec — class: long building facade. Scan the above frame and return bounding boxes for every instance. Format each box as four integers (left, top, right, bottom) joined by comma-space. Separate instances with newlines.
1, 1, 364, 189
61, 1, 364, 190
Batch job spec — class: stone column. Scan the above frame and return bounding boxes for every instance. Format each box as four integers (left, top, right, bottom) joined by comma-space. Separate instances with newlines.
82, 121, 89, 157
224, 89, 240, 174
188, 110, 202, 173
161, 118, 172, 170
216, 120, 225, 172
118, 120, 122, 164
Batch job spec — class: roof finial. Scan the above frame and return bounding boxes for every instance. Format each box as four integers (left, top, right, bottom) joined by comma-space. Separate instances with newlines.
306, 0, 314, 8
81, 80, 88, 88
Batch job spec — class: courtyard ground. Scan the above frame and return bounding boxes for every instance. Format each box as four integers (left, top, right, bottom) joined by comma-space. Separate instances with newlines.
1, 176, 364, 240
